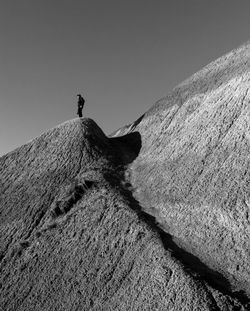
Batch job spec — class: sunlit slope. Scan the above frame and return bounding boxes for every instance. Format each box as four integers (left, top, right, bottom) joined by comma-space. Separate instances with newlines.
113, 41, 250, 295
1, 118, 243, 310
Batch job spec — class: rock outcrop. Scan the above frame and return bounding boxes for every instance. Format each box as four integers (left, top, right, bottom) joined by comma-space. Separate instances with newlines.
113, 41, 250, 300
2, 41, 250, 310
0, 118, 245, 310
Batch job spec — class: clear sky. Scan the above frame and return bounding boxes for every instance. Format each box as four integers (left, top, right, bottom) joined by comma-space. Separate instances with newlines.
1, 0, 250, 156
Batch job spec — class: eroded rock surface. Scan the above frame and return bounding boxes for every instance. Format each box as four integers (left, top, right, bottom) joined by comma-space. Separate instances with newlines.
0, 118, 245, 310
113, 41, 250, 299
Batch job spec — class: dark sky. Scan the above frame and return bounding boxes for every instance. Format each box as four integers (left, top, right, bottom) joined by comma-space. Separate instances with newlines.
1, 0, 250, 155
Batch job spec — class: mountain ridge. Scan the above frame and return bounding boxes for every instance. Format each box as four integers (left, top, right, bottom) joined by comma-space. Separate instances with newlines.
2, 41, 250, 310
112, 41, 250, 297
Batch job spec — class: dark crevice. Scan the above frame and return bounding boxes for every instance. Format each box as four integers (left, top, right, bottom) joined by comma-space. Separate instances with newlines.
110, 131, 142, 166
129, 114, 145, 132
51, 180, 95, 218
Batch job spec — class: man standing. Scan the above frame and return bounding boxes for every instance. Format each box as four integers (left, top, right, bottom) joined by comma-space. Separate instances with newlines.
77, 94, 85, 118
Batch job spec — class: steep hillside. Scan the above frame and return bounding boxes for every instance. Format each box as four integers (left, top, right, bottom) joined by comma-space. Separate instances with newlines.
113, 41, 250, 298
0, 118, 245, 310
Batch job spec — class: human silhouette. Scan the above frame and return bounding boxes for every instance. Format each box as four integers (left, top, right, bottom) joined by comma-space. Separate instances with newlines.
77, 94, 85, 118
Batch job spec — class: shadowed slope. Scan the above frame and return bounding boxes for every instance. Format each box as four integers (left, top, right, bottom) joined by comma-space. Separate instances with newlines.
112, 41, 250, 297
0, 118, 245, 310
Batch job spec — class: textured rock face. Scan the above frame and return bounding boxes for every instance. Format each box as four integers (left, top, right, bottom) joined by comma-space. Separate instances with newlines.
113, 42, 250, 298
0, 118, 245, 310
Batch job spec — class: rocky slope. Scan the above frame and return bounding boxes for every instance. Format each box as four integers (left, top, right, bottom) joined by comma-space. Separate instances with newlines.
0, 118, 246, 310
2, 41, 250, 310
113, 41, 250, 300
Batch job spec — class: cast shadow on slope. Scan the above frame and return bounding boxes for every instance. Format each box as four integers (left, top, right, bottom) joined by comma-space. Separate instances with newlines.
110, 131, 142, 166
116, 182, 250, 307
